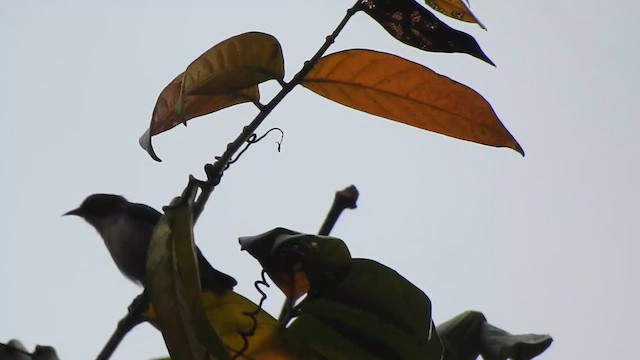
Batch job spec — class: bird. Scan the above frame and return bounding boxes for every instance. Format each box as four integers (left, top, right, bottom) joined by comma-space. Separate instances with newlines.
64, 193, 236, 292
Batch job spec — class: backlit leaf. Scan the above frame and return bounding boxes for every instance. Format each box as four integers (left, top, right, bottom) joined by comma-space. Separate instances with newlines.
145, 221, 305, 359
199, 291, 297, 359
180, 32, 284, 98
302, 49, 524, 155
139, 73, 258, 162
169, 199, 230, 359
144, 289, 308, 359
145, 204, 210, 360
288, 259, 443, 360
425, 0, 486, 29
362, 0, 493, 64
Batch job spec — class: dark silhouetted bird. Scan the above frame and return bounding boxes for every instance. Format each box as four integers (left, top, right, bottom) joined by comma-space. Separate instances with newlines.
64, 194, 236, 292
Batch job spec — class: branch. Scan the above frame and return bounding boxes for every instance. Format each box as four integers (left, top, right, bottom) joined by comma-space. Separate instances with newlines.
278, 185, 360, 322
190, 0, 364, 223
97, 3, 364, 358
318, 185, 360, 236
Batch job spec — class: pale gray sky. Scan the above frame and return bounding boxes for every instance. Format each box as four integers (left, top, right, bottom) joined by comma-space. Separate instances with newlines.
1, 1, 638, 359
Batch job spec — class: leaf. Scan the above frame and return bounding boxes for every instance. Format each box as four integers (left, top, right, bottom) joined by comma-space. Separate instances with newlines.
140, 31, 283, 162
139, 73, 259, 162
425, 0, 486, 29
145, 288, 307, 359
240, 228, 352, 301
288, 259, 443, 360
481, 329, 552, 360
145, 220, 313, 359
302, 49, 524, 155
170, 199, 230, 359
362, 0, 493, 65
145, 199, 229, 360
146, 208, 207, 359
198, 291, 292, 359
180, 32, 285, 98
437, 311, 553, 360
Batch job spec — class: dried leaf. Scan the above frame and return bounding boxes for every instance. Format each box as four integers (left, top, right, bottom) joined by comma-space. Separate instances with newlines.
302, 49, 523, 155
181, 31, 284, 98
363, 0, 493, 65
139, 73, 258, 161
425, 0, 486, 29
140, 31, 283, 162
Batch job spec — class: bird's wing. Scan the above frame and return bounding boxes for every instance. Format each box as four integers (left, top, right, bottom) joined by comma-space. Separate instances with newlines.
127, 202, 237, 291
197, 248, 238, 292
125, 202, 163, 225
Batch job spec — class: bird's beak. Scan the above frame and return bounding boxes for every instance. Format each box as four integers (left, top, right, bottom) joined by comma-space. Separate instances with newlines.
63, 208, 82, 216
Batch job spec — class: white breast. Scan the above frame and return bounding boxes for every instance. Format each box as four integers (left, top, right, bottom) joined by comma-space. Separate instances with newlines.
91, 214, 153, 284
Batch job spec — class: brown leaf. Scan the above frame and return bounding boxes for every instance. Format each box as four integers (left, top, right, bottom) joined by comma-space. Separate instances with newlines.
302, 49, 524, 155
269, 263, 311, 301
139, 73, 259, 161
425, 0, 486, 29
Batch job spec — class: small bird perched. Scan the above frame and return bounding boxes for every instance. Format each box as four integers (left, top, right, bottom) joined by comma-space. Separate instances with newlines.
64, 194, 236, 292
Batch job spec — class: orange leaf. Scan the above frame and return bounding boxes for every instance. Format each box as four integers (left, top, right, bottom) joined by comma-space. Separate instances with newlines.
139, 73, 259, 161
302, 49, 523, 155
269, 263, 311, 302
425, 0, 486, 29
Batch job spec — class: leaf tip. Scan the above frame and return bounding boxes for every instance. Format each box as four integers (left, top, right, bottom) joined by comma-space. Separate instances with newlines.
514, 143, 525, 157
483, 53, 496, 67
138, 128, 163, 162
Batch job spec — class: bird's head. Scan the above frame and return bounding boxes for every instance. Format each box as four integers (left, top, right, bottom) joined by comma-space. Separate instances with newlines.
64, 194, 128, 226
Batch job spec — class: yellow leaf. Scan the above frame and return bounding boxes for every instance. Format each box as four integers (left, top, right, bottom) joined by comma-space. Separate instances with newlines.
302, 49, 523, 155
201, 291, 282, 359
146, 210, 209, 360
139, 73, 258, 161
170, 200, 229, 359
425, 0, 486, 29
144, 207, 320, 359
181, 32, 284, 98
146, 290, 309, 360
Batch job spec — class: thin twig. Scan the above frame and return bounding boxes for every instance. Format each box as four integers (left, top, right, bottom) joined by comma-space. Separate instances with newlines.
318, 185, 360, 236
191, 0, 364, 223
278, 185, 360, 323
97, 2, 365, 358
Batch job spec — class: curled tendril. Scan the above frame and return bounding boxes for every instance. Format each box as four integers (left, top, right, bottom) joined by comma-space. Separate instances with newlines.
217, 127, 285, 170
232, 270, 271, 360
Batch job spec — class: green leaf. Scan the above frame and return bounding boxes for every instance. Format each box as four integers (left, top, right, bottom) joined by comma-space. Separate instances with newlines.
146, 199, 228, 360
289, 259, 443, 360
480, 324, 553, 360
437, 311, 553, 360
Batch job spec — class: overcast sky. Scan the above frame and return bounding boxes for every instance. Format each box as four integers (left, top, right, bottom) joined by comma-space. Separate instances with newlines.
1, 1, 638, 359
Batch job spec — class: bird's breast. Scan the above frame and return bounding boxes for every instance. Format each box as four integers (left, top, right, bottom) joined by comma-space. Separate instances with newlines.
96, 215, 154, 284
